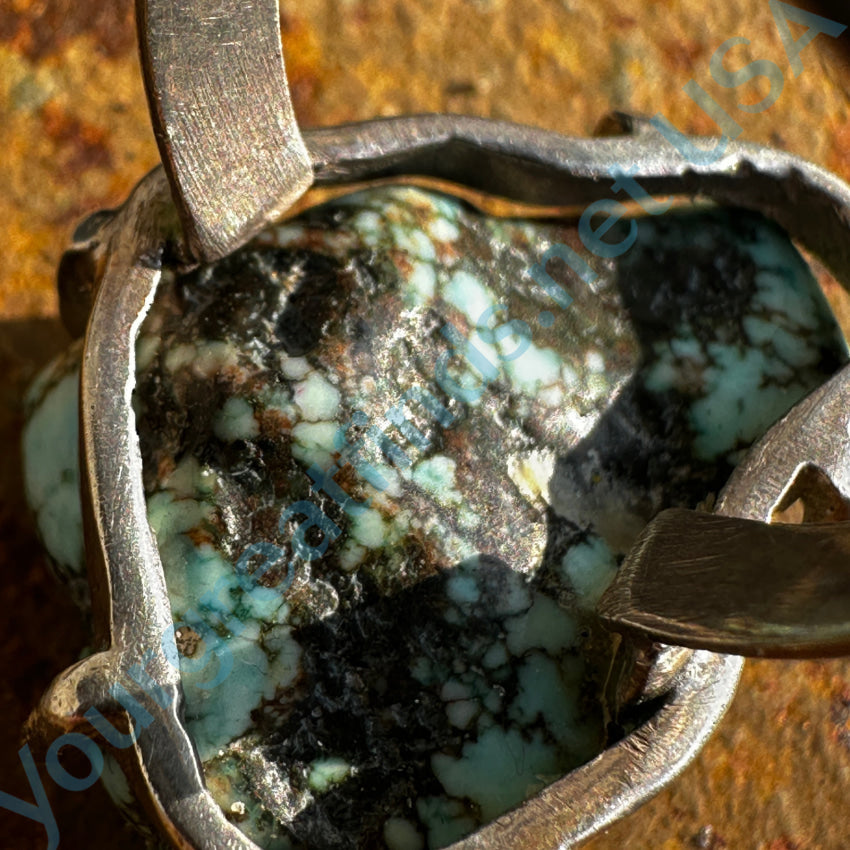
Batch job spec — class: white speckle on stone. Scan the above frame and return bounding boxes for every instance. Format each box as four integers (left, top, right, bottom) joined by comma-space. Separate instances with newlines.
510, 651, 585, 745
280, 357, 312, 380
307, 758, 353, 792
585, 351, 605, 373
261, 386, 295, 419
22, 370, 85, 574
689, 343, 785, 459
537, 384, 564, 407
505, 592, 577, 655
506, 343, 562, 393
770, 325, 816, 366
417, 796, 476, 850
338, 540, 366, 571
146, 493, 212, 555
456, 505, 481, 530
446, 573, 480, 606
384, 508, 413, 544
383, 817, 425, 850
429, 216, 460, 243
446, 699, 479, 729
560, 363, 579, 388
291, 421, 339, 468
163, 456, 209, 498
482, 642, 508, 669
441, 681, 472, 705
431, 726, 560, 821
182, 633, 270, 761
271, 223, 306, 245
135, 334, 160, 372
558, 405, 599, 442
320, 230, 359, 252
508, 449, 555, 506
351, 509, 387, 549
264, 625, 302, 698
193, 341, 241, 377
406, 262, 436, 306
351, 211, 383, 248
164, 342, 196, 373
213, 397, 259, 442
560, 536, 619, 609
467, 329, 502, 373
411, 455, 463, 506
391, 223, 437, 261
293, 372, 340, 421
361, 461, 403, 501
670, 335, 706, 361
443, 269, 496, 326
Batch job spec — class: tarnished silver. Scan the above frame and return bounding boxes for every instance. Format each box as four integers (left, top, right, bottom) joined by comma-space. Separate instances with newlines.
599, 366, 850, 658
135, 0, 312, 263
29, 0, 850, 845
34, 109, 850, 848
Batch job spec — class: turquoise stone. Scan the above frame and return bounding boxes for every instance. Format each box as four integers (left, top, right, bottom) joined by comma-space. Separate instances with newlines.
23, 186, 848, 849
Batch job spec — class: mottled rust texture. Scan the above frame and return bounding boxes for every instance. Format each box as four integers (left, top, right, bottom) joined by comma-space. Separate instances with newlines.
2, 1, 850, 848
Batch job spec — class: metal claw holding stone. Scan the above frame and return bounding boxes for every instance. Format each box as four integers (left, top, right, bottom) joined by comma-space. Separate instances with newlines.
600, 363, 850, 659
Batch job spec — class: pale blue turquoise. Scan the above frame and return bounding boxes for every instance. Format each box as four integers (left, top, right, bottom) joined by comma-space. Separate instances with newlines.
22, 189, 848, 849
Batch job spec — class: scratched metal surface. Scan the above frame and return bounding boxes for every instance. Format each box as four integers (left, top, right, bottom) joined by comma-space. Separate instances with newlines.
3, 1, 850, 848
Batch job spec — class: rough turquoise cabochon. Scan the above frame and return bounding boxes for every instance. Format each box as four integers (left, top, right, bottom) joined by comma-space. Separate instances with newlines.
23, 185, 848, 850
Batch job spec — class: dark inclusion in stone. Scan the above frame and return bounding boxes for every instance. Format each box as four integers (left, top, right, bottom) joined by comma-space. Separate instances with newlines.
22, 187, 848, 850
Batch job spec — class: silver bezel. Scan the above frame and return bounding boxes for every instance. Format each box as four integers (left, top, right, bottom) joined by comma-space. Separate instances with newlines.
34, 113, 850, 848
